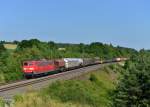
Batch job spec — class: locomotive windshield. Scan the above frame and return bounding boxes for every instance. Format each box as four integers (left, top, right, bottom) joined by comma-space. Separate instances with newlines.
23, 62, 28, 66
23, 62, 33, 66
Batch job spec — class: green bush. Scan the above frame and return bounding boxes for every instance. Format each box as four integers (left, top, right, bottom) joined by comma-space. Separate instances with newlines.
44, 80, 99, 106
89, 74, 98, 82
44, 69, 117, 107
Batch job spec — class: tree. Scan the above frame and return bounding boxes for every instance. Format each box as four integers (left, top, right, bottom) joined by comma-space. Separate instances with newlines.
13, 40, 20, 44
48, 41, 57, 49
18, 39, 41, 49
0, 44, 6, 54
113, 52, 150, 107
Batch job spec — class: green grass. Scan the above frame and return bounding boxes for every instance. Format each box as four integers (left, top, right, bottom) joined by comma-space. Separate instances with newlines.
41, 65, 119, 107
0, 98, 5, 107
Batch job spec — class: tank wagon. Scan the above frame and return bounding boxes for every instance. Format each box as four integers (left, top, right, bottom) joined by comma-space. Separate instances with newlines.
63, 58, 83, 69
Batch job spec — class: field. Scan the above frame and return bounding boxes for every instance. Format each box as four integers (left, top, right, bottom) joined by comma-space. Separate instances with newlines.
3, 44, 17, 50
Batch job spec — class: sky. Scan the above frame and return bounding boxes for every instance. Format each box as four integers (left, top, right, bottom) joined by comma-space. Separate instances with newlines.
0, 0, 150, 49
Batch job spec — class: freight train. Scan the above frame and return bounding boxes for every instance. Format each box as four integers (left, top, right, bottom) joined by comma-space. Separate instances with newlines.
23, 57, 127, 78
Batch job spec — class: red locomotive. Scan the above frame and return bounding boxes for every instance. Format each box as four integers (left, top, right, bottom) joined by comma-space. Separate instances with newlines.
23, 59, 65, 78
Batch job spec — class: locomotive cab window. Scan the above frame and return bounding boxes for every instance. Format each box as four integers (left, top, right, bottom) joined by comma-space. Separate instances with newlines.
23, 62, 28, 66
54, 61, 59, 66
23, 62, 33, 66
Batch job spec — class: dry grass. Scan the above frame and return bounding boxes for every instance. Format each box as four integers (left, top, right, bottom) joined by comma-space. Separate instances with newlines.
12, 92, 90, 107
3, 44, 17, 50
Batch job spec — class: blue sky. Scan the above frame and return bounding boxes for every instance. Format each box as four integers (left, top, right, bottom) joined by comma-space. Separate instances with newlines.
0, 0, 150, 49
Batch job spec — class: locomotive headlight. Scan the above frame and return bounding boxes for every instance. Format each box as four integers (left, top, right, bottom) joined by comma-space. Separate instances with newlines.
29, 68, 34, 70
23, 68, 27, 70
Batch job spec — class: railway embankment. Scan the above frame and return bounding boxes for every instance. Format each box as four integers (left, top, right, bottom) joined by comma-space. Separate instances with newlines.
0, 63, 122, 107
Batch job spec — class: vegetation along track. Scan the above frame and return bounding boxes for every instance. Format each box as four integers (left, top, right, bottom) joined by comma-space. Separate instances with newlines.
0, 62, 119, 101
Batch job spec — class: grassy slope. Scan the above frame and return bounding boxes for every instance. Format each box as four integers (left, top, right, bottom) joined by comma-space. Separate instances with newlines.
2, 64, 121, 107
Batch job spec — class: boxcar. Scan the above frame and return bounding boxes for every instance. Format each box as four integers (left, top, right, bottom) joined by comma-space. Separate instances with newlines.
82, 58, 95, 66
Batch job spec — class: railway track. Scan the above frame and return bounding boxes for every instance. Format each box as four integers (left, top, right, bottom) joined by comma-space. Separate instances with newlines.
0, 62, 118, 101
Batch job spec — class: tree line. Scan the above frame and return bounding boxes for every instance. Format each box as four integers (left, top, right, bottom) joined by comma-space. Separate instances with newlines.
0, 39, 137, 83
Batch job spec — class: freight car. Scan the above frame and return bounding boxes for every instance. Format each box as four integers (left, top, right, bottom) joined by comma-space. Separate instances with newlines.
82, 58, 96, 66
63, 58, 83, 69
103, 57, 127, 63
